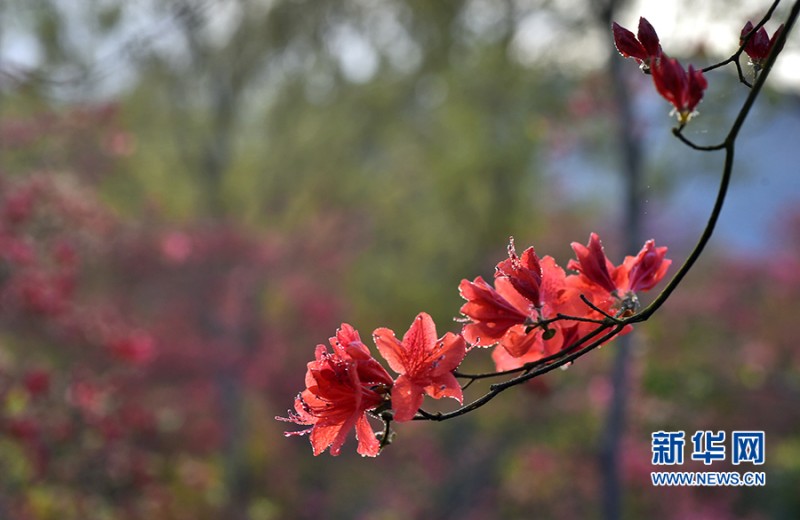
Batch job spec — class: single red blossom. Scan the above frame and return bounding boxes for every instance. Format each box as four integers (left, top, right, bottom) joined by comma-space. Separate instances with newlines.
651, 56, 707, 125
459, 238, 562, 349
623, 239, 671, 293
458, 275, 530, 346
569, 233, 671, 299
740, 21, 784, 66
612, 17, 662, 70
277, 324, 393, 457
461, 240, 576, 361
568, 232, 621, 295
373, 312, 466, 422
495, 238, 543, 306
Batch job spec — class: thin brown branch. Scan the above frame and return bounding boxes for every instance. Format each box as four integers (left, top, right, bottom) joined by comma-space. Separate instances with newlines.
415, 324, 625, 422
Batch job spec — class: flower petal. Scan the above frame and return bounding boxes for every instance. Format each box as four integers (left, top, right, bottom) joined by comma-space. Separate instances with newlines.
390, 375, 424, 422
332, 323, 372, 361
424, 372, 463, 403
612, 22, 648, 60
401, 312, 438, 360
309, 419, 344, 456
355, 414, 381, 457
637, 17, 661, 58
500, 324, 543, 358
373, 327, 407, 375
569, 233, 618, 294
428, 332, 467, 375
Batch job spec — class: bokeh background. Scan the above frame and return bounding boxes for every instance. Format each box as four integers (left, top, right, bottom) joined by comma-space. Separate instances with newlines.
1, 0, 799, 518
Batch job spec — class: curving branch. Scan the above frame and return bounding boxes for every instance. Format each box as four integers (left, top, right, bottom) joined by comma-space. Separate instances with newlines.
410, 0, 799, 424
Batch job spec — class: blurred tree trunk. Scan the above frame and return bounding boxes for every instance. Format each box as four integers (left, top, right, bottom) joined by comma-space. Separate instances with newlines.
596, 0, 643, 518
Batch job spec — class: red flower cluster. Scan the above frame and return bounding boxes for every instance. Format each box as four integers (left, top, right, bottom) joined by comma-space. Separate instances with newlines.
280, 234, 669, 456
279, 316, 466, 456
613, 17, 707, 125
740, 21, 784, 67
278, 324, 394, 457
461, 234, 669, 370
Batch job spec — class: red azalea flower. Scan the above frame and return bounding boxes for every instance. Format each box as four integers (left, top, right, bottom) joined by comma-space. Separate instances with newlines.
460, 239, 576, 360
569, 233, 671, 298
277, 324, 393, 457
458, 275, 530, 346
612, 17, 662, 71
459, 238, 561, 348
568, 232, 620, 295
373, 312, 466, 422
651, 56, 707, 125
622, 239, 671, 293
495, 238, 543, 306
740, 21, 784, 66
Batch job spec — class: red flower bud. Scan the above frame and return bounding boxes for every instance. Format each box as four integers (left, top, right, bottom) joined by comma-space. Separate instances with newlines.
651, 57, 707, 125
740, 21, 784, 66
612, 17, 662, 71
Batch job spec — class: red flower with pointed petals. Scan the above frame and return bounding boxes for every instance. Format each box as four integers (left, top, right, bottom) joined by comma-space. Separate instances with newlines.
568, 232, 619, 295
569, 233, 671, 300
622, 239, 671, 293
495, 238, 543, 306
459, 238, 557, 349
612, 17, 662, 70
740, 21, 784, 66
458, 276, 530, 346
373, 312, 466, 422
277, 324, 393, 457
461, 242, 578, 362
651, 57, 708, 125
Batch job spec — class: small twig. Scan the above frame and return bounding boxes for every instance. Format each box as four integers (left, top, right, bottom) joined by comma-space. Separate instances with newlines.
672, 127, 726, 151
377, 413, 394, 450
454, 321, 614, 381
415, 324, 625, 422
579, 294, 621, 322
